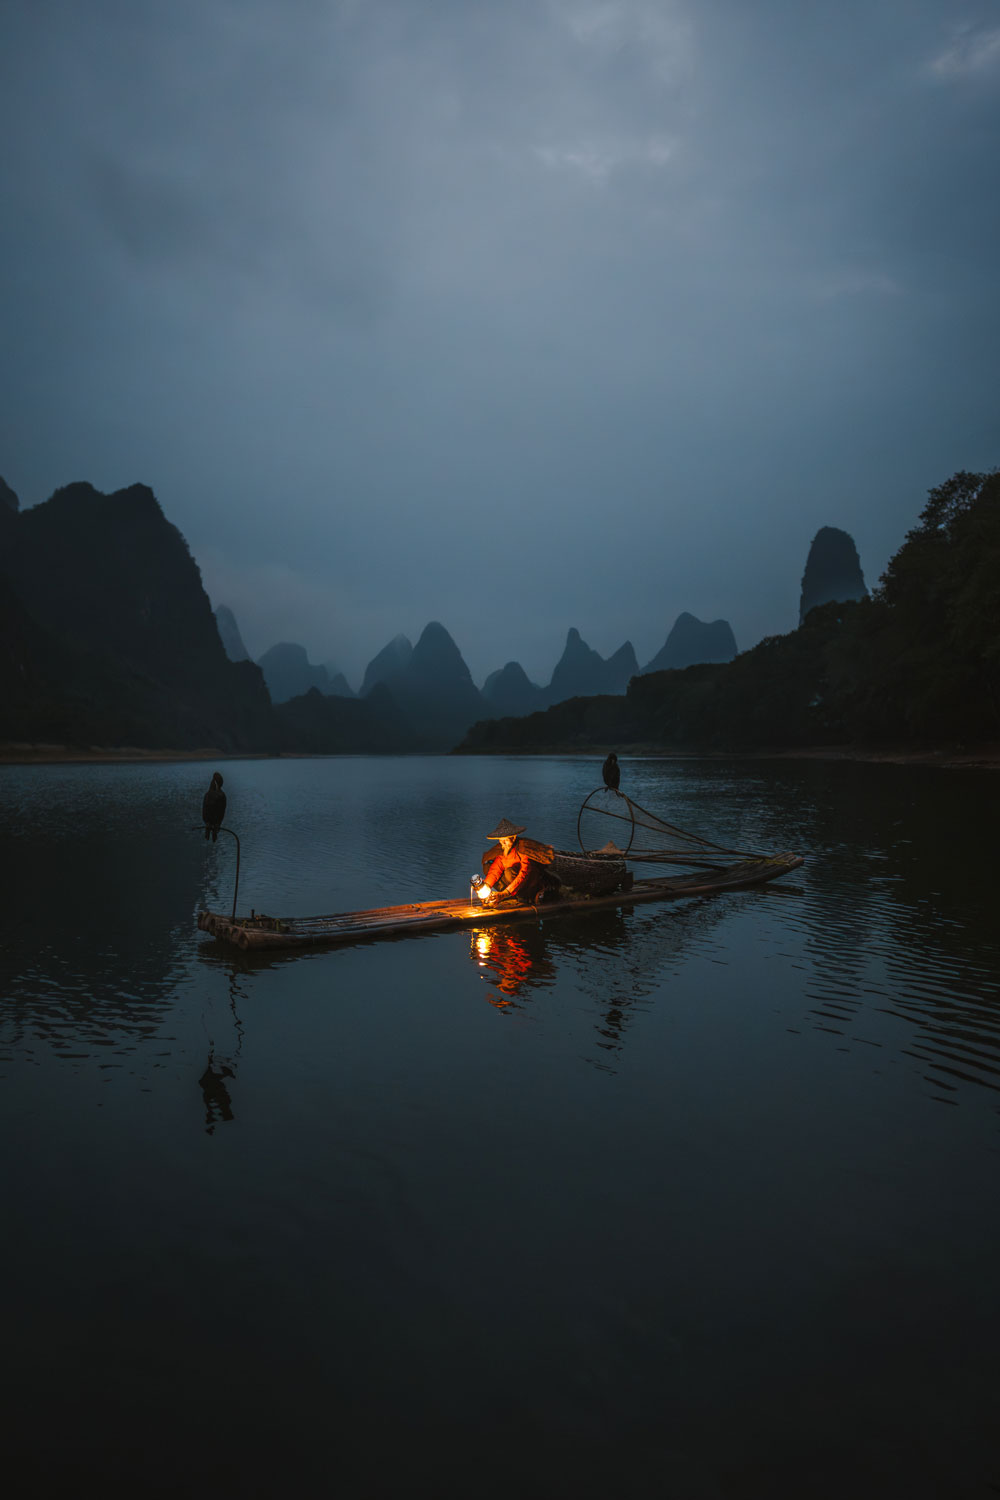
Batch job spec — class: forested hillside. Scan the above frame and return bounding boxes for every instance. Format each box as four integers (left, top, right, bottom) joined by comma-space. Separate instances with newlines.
458, 470, 1000, 753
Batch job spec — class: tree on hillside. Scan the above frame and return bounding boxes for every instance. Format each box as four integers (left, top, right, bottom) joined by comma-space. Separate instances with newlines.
836, 470, 1000, 739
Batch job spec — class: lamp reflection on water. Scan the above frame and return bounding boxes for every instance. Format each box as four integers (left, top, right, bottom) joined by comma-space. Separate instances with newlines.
470, 926, 536, 1004
467, 908, 638, 1060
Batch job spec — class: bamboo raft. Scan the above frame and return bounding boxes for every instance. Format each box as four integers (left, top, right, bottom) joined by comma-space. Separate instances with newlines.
197, 851, 803, 952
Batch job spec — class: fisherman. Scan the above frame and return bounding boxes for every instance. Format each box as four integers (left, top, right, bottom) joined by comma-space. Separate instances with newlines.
479, 818, 561, 906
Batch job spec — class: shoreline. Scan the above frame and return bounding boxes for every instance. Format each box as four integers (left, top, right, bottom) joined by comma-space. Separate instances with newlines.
2, 740, 999, 769
0, 744, 282, 766
745, 743, 1000, 770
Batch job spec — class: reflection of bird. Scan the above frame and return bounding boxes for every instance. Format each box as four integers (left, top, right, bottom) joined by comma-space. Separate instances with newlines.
199, 1053, 235, 1134
602, 752, 621, 792
202, 772, 226, 841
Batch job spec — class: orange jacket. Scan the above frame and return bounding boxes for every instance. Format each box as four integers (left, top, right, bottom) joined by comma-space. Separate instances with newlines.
483, 844, 530, 900
481, 836, 557, 901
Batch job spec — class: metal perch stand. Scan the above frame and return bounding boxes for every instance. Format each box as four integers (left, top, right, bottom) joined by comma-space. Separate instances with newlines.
193, 825, 242, 920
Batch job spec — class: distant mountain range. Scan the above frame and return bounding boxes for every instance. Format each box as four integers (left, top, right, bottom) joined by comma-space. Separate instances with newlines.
0, 474, 869, 754
221, 616, 737, 749
233, 615, 738, 721
641, 612, 737, 673
255, 641, 354, 704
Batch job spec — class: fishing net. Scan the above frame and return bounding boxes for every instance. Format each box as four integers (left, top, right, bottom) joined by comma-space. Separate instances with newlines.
576, 788, 755, 868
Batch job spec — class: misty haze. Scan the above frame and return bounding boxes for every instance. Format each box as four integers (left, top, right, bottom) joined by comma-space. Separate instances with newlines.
2, 3, 999, 1497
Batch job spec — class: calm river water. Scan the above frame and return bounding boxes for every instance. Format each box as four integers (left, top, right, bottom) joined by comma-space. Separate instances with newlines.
1, 755, 998, 1498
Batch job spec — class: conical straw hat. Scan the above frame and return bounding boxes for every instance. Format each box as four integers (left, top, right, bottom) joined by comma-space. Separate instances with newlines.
487, 817, 526, 839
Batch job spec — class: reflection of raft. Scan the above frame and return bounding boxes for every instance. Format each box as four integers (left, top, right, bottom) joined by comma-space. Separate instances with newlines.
197, 850, 803, 953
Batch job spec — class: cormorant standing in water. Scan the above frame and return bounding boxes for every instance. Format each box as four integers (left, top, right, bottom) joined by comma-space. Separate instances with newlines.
202, 772, 226, 840
602, 752, 621, 793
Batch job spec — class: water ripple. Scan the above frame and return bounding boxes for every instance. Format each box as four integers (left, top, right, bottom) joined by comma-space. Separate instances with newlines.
2, 757, 999, 1115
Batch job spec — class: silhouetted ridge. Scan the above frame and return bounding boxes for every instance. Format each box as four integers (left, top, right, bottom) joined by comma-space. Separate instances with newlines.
391, 621, 485, 748
275, 682, 406, 752
257, 642, 330, 704
407, 621, 475, 681
361, 633, 412, 696
323, 669, 355, 699
215, 605, 250, 663
481, 661, 543, 719
546, 628, 637, 705
606, 641, 639, 691
458, 467, 1000, 752
641, 613, 737, 673
0, 572, 77, 740
0, 480, 276, 749
800, 527, 867, 624
0, 478, 18, 550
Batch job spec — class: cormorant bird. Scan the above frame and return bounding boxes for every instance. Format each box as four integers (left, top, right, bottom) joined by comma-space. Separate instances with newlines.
202, 772, 226, 841
602, 752, 621, 792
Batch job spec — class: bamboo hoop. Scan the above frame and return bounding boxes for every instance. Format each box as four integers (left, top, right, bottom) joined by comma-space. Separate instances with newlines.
577, 787, 636, 856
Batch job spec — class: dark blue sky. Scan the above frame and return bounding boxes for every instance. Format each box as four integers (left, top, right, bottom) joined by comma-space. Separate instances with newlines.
2, 0, 997, 687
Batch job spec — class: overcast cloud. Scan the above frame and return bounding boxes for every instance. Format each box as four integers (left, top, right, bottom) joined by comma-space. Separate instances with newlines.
1, 0, 997, 687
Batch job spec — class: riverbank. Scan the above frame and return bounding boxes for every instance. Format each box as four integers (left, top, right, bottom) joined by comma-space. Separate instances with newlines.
457, 739, 1000, 768
0, 743, 280, 765
760, 742, 1000, 770
3, 740, 999, 768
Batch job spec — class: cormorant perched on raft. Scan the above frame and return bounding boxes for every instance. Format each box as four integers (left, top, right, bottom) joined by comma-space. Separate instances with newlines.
202, 772, 226, 841
602, 752, 621, 793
